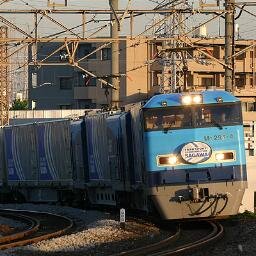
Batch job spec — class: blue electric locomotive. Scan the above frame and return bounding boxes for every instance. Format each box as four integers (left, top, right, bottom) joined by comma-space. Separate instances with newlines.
142, 90, 247, 219
0, 90, 247, 220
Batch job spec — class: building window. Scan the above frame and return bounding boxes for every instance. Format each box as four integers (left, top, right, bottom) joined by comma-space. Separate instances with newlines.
235, 50, 245, 60
250, 50, 256, 59
187, 48, 194, 58
247, 102, 255, 111
152, 42, 162, 58
250, 78, 253, 86
60, 77, 73, 90
201, 77, 214, 87
152, 71, 162, 87
235, 74, 246, 88
79, 44, 96, 59
101, 48, 111, 60
242, 102, 255, 112
31, 72, 37, 87
86, 77, 97, 86
77, 72, 85, 87
200, 48, 213, 59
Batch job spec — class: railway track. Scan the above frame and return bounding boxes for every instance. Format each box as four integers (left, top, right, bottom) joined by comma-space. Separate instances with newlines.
0, 209, 73, 250
113, 221, 223, 256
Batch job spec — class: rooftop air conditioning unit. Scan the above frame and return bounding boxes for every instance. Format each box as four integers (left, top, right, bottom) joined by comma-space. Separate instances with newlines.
193, 25, 207, 38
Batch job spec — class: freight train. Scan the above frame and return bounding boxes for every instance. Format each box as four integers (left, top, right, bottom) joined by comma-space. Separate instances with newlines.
0, 90, 247, 220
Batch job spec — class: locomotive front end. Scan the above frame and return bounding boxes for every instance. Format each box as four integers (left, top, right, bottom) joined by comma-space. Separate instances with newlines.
142, 91, 247, 220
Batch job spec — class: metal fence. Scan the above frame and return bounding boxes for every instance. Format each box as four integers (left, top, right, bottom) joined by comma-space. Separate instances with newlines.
244, 121, 256, 156
9, 109, 100, 125
10, 109, 97, 119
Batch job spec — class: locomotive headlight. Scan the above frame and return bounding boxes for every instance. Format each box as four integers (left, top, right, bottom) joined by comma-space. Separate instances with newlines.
192, 95, 203, 104
158, 155, 178, 166
168, 156, 177, 165
215, 153, 225, 161
215, 152, 234, 161
181, 95, 192, 105
181, 94, 202, 105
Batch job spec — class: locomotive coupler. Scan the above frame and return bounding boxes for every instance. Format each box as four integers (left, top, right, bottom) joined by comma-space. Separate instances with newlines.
189, 187, 209, 202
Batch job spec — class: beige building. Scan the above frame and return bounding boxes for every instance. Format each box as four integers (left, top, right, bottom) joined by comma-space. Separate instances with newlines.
149, 37, 256, 110
29, 37, 256, 110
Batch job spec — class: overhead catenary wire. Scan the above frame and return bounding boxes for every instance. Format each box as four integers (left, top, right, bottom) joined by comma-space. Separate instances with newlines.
5, 14, 99, 74
6, 0, 146, 83
3, 1, 255, 91
5, 16, 112, 88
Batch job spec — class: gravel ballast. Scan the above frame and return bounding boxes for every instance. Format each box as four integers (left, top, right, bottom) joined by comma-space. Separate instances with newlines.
0, 204, 163, 256
0, 204, 255, 256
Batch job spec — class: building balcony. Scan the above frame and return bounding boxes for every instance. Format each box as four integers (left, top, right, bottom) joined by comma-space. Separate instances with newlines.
187, 61, 224, 72
235, 60, 246, 72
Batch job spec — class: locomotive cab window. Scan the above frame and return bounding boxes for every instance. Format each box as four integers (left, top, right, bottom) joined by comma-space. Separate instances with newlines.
143, 107, 192, 131
194, 102, 242, 128
143, 102, 242, 131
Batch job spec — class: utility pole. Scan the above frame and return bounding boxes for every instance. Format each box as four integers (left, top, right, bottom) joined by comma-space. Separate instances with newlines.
0, 26, 9, 126
109, 0, 120, 109
225, 0, 235, 92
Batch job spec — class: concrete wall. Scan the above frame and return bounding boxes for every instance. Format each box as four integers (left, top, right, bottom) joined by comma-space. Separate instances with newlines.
240, 113, 256, 213
240, 154, 256, 213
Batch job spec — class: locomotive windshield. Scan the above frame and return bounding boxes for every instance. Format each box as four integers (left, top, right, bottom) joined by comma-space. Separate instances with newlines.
143, 102, 242, 131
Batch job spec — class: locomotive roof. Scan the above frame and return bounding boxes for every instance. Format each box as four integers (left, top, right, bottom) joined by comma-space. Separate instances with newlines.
143, 90, 240, 109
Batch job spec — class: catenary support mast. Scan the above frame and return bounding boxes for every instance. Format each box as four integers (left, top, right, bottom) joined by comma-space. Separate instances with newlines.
110, 0, 120, 108
225, 0, 235, 92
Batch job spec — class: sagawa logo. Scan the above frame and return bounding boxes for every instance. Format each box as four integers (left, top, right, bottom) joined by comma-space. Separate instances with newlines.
181, 142, 212, 164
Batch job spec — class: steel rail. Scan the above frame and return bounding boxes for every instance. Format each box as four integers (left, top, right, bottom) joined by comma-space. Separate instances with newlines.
112, 221, 223, 256
150, 221, 223, 256
111, 224, 181, 256
0, 209, 73, 250
0, 211, 40, 244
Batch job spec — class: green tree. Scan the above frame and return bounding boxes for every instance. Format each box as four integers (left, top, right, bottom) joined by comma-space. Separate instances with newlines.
10, 99, 29, 110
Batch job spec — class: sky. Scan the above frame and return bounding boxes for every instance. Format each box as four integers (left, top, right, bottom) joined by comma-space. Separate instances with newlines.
0, 1, 256, 40
0, 0, 255, 39
0, 0, 155, 9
